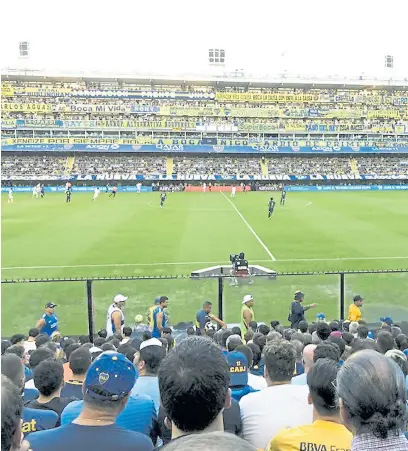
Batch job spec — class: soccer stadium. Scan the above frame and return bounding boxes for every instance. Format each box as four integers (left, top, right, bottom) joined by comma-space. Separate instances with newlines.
1, 2, 408, 449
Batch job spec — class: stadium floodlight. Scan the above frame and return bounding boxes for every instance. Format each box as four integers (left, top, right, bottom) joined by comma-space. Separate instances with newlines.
384, 55, 394, 69
19, 41, 29, 57
208, 48, 226, 65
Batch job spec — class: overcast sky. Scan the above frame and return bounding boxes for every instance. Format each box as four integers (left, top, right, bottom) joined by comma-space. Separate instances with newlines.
1, 0, 407, 79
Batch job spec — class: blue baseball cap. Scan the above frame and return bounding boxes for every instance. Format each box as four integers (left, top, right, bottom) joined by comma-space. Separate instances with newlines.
368, 331, 375, 339
84, 351, 137, 401
227, 351, 248, 387
380, 317, 393, 326
316, 312, 325, 320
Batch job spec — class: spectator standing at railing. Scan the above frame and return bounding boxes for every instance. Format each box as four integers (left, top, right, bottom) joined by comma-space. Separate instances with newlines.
348, 295, 363, 322
35, 303, 58, 337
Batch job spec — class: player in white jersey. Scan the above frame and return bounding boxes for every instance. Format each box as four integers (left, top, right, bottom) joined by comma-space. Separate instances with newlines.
92, 187, 100, 201
106, 294, 128, 337
136, 182, 142, 193
32, 186, 39, 199
231, 186, 236, 198
8, 188, 14, 203
202, 182, 207, 193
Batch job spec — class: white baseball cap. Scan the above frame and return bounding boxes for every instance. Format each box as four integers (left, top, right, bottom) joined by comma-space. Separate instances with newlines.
140, 338, 163, 350
242, 294, 253, 304
114, 294, 128, 304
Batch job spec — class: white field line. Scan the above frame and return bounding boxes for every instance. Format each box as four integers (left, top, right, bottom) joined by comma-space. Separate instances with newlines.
221, 192, 276, 261
2, 255, 408, 270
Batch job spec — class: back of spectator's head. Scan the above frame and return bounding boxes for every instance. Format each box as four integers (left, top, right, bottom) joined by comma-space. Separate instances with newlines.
313, 342, 340, 363
264, 341, 296, 383
298, 321, 309, 333
308, 324, 317, 335
1, 375, 24, 451
337, 350, 407, 439
291, 339, 304, 361
109, 338, 121, 349
302, 333, 313, 346
10, 334, 25, 345
234, 345, 254, 370
101, 342, 117, 352
385, 349, 408, 376
159, 337, 168, 349
283, 329, 296, 341
231, 326, 242, 337
342, 321, 350, 332
130, 338, 142, 351
206, 329, 216, 341
1, 354, 25, 392
349, 321, 359, 335
29, 347, 54, 370
380, 324, 392, 333
291, 332, 304, 343
351, 338, 377, 354
248, 321, 257, 332
34, 358, 64, 396
252, 333, 266, 352
342, 332, 354, 345
1, 340, 12, 355
329, 321, 339, 332
142, 330, 152, 341
5, 345, 25, 360
28, 328, 40, 339
307, 358, 339, 417
78, 335, 90, 345
327, 336, 346, 357
270, 320, 280, 330
62, 338, 76, 351
221, 329, 233, 349
186, 327, 196, 336
258, 324, 270, 336
247, 342, 261, 367
35, 334, 50, 348
302, 344, 317, 371
97, 329, 108, 339
376, 331, 394, 354
391, 326, 401, 339
64, 343, 81, 361
122, 326, 132, 338
163, 334, 175, 352
357, 325, 369, 339
69, 348, 92, 376
275, 325, 285, 337
395, 334, 408, 352
93, 337, 106, 347
226, 334, 242, 352
117, 344, 136, 361
158, 337, 230, 434
43, 342, 58, 355
243, 330, 253, 343
316, 323, 331, 341
266, 331, 282, 343
135, 339, 166, 375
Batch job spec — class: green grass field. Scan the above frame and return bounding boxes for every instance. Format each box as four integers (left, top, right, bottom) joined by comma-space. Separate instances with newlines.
2, 190, 408, 336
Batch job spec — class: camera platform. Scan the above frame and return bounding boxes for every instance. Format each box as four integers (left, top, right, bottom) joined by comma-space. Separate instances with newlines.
190, 265, 277, 280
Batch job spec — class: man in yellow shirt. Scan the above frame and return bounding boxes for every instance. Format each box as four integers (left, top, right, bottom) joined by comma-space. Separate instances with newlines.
268, 358, 352, 451
348, 295, 363, 322
240, 295, 255, 337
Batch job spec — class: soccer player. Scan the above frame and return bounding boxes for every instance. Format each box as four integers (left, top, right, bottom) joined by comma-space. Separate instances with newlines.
280, 189, 286, 206
208, 182, 212, 192
66, 188, 72, 203
268, 197, 275, 219
106, 293, 128, 337
231, 186, 236, 198
160, 192, 167, 208
195, 301, 226, 335
109, 185, 117, 198
147, 297, 161, 329
92, 187, 100, 201
40, 184, 45, 198
105, 182, 110, 194
35, 302, 58, 337
152, 296, 169, 338
7, 187, 14, 204
136, 182, 142, 194
202, 182, 207, 193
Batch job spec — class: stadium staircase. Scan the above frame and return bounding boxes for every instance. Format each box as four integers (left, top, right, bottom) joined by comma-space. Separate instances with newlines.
349, 158, 360, 176
166, 157, 174, 176
64, 156, 75, 176
260, 157, 268, 176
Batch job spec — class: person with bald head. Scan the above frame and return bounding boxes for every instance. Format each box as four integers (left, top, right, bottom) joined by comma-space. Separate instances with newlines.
291, 344, 317, 385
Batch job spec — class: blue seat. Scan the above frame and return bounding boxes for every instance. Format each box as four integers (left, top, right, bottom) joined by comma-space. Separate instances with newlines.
23, 387, 39, 402
22, 407, 58, 437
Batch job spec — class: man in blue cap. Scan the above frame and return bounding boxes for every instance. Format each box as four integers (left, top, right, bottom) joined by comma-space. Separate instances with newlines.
288, 291, 317, 330
28, 352, 155, 451
35, 303, 58, 337
380, 316, 393, 327
227, 351, 258, 401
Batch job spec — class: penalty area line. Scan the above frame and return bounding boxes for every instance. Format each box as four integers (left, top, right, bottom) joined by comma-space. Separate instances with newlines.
220, 192, 276, 261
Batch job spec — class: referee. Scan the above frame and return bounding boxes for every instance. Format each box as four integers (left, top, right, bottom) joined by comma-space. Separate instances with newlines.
288, 291, 317, 329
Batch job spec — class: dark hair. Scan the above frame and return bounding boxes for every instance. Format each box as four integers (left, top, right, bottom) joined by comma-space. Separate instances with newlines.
231, 326, 242, 337
64, 343, 81, 361
1, 375, 23, 451
308, 324, 317, 335
122, 327, 132, 337
351, 338, 377, 354
160, 296, 169, 305
313, 342, 340, 362
109, 333, 123, 342
97, 329, 108, 339
357, 325, 369, 339
243, 330, 254, 343
139, 345, 166, 375
159, 338, 168, 348
34, 358, 64, 396
337, 350, 407, 439
101, 343, 116, 352
298, 321, 309, 333
109, 338, 121, 349
10, 334, 25, 345
186, 327, 196, 336
5, 345, 25, 360
342, 332, 354, 345
94, 337, 106, 347
1, 340, 12, 355
376, 331, 394, 354
258, 325, 270, 336
44, 342, 58, 354
275, 325, 285, 337
221, 329, 233, 348
316, 323, 331, 341
158, 336, 229, 432
29, 347, 54, 370
203, 301, 212, 308
307, 358, 339, 416
69, 348, 91, 375
342, 322, 350, 332
116, 344, 135, 362
163, 327, 172, 335
142, 330, 152, 341
395, 334, 408, 352
391, 326, 401, 339
226, 335, 242, 352
283, 329, 296, 341
291, 332, 304, 343
302, 333, 313, 346
247, 343, 261, 366
206, 329, 216, 341
253, 333, 266, 352
329, 321, 339, 332
28, 328, 40, 338
35, 334, 50, 348
248, 321, 258, 332
1, 354, 24, 390
381, 324, 392, 333
62, 338, 76, 351
130, 338, 142, 351
234, 345, 253, 369
291, 340, 304, 361
78, 335, 89, 345
163, 334, 175, 351
264, 341, 296, 382
270, 320, 280, 330
327, 336, 346, 356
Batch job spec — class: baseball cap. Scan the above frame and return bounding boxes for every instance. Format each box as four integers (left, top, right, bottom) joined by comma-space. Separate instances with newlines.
353, 295, 363, 302
227, 351, 248, 387
114, 294, 128, 304
140, 338, 162, 350
45, 302, 57, 308
242, 294, 253, 304
367, 331, 375, 339
316, 312, 325, 320
294, 291, 304, 300
84, 351, 136, 400
380, 316, 393, 326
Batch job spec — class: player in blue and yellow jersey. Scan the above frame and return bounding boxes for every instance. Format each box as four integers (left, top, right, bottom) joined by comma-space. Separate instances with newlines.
147, 297, 161, 329
195, 301, 226, 336
152, 296, 169, 338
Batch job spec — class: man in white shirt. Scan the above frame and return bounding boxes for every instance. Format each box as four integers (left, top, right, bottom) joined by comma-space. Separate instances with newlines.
240, 341, 312, 449
24, 328, 40, 353
231, 186, 236, 198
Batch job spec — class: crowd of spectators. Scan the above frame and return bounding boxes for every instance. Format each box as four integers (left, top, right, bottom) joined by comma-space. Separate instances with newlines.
2, 314, 408, 451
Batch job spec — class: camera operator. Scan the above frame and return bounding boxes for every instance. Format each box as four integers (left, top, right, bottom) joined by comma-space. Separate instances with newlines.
230, 253, 252, 286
